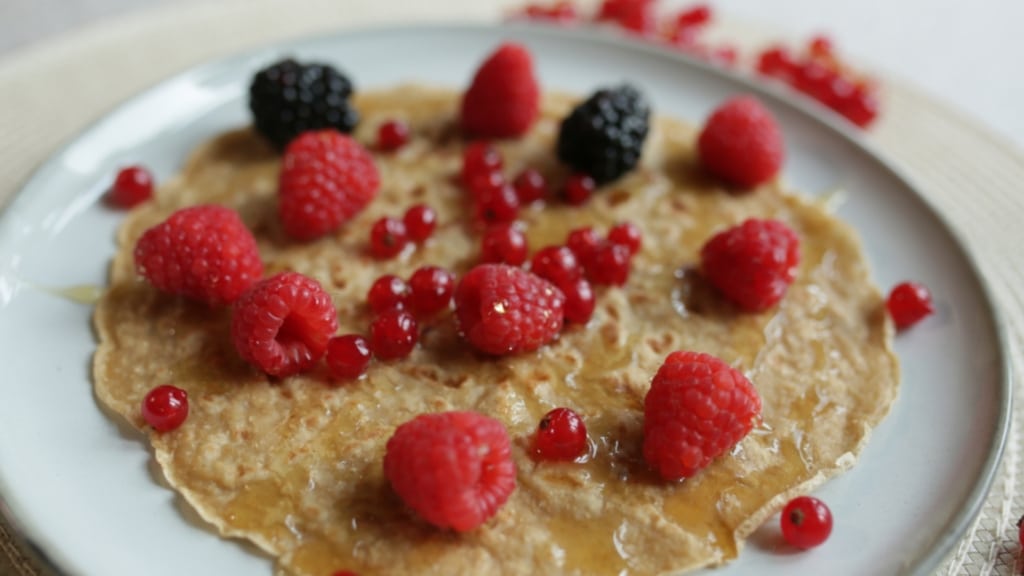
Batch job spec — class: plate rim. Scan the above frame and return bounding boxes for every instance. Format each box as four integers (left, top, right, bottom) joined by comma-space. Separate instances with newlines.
0, 20, 1012, 576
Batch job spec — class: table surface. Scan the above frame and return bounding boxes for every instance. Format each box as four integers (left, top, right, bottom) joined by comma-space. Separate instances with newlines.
2, 0, 1023, 149
0, 1, 1022, 576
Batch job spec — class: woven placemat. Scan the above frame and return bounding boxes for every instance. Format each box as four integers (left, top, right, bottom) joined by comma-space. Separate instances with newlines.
1, 1, 1021, 574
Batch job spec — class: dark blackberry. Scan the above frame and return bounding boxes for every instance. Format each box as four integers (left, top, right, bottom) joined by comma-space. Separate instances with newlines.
556, 84, 650, 185
249, 58, 359, 150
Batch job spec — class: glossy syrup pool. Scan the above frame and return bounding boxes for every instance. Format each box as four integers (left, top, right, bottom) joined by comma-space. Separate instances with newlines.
93, 88, 896, 576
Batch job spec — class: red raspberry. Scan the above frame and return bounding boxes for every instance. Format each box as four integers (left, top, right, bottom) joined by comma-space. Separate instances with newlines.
886, 281, 934, 330
460, 43, 540, 138
409, 266, 456, 316
781, 496, 833, 548
134, 204, 263, 306
454, 264, 565, 355
530, 246, 581, 288
231, 272, 338, 377
534, 407, 588, 461
369, 216, 410, 259
279, 130, 380, 241
377, 119, 410, 151
369, 309, 418, 361
107, 165, 153, 208
461, 142, 503, 186
607, 221, 642, 255
700, 219, 800, 312
643, 351, 762, 480
480, 224, 528, 266
141, 385, 188, 432
384, 411, 516, 532
367, 275, 410, 314
403, 204, 437, 243
566, 226, 600, 262
562, 278, 596, 324
326, 334, 372, 380
697, 96, 785, 188
513, 169, 547, 204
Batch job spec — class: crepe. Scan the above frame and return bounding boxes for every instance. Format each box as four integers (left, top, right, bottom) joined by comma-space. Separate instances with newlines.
93, 86, 898, 575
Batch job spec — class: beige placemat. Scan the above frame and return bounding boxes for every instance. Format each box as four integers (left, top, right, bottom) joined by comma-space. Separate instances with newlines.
1, 1, 1022, 574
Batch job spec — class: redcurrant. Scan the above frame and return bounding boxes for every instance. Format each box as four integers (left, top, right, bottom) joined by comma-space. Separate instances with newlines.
480, 224, 528, 266
607, 222, 642, 255
403, 204, 437, 243
369, 309, 418, 361
535, 407, 588, 461
564, 174, 596, 205
562, 278, 596, 324
586, 242, 632, 286
108, 165, 154, 208
566, 227, 600, 262
326, 335, 372, 380
530, 246, 581, 288
780, 496, 833, 549
886, 281, 934, 330
408, 266, 456, 316
369, 217, 409, 259
462, 141, 503, 185
513, 168, 547, 204
475, 184, 520, 224
141, 385, 188, 432
377, 119, 410, 151
367, 275, 410, 314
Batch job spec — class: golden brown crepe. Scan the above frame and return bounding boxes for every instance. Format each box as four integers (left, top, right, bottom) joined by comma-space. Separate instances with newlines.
93, 87, 898, 576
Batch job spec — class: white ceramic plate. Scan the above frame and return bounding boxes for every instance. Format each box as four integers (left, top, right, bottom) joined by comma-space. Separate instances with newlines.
0, 23, 1010, 576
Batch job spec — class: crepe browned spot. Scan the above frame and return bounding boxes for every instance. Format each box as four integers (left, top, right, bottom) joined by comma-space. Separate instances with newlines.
93, 87, 898, 576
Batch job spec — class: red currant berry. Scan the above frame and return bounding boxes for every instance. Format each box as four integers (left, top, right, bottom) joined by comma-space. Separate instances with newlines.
467, 170, 506, 200
475, 184, 520, 224
369, 217, 409, 259
794, 61, 837, 103
513, 168, 547, 204
534, 407, 588, 461
675, 4, 711, 29
326, 335, 372, 380
108, 165, 154, 208
607, 222, 642, 255
377, 119, 410, 151
564, 174, 596, 205
780, 496, 833, 549
141, 385, 188, 432
886, 281, 934, 330
756, 46, 797, 78
403, 204, 437, 243
480, 224, 528, 266
808, 34, 834, 58
530, 246, 581, 288
711, 46, 738, 67
566, 226, 600, 262
586, 242, 632, 286
367, 274, 410, 314
839, 86, 880, 128
562, 278, 596, 324
370, 309, 418, 361
462, 141, 503, 185
409, 266, 456, 316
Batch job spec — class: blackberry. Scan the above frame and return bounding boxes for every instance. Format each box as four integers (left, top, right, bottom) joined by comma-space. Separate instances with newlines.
556, 84, 650, 185
249, 58, 359, 150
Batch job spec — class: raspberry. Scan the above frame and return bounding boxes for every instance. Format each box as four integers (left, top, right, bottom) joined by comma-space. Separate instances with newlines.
461, 142, 503, 186
369, 217, 410, 259
530, 246, 581, 288
886, 281, 934, 330
367, 275, 410, 314
643, 351, 762, 480
557, 85, 650, 185
460, 43, 540, 138
403, 204, 437, 243
134, 205, 263, 306
562, 278, 596, 324
279, 130, 380, 241
534, 407, 588, 461
700, 219, 800, 312
377, 119, 410, 151
607, 221, 642, 255
384, 411, 516, 532
326, 335, 372, 380
480, 224, 528, 266
474, 183, 520, 224
107, 165, 153, 208
141, 385, 188, 432
585, 241, 632, 286
454, 264, 565, 355
566, 226, 600, 262
513, 168, 547, 204
369, 309, 418, 361
231, 272, 338, 377
781, 496, 833, 549
563, 173, 596, 205
409, 266, 456, 316
697, 96, 785, 188
249, 58, 358, 150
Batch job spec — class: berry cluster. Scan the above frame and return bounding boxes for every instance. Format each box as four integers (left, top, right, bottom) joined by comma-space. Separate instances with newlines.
369, 204, 438, 259
757, 37, 880, 128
